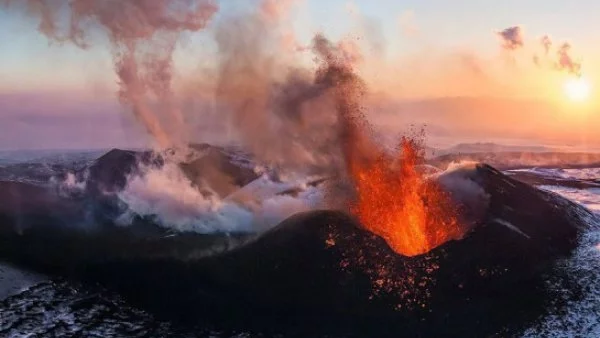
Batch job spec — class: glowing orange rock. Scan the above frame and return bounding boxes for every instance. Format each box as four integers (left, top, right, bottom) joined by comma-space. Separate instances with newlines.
348, 137, 464, 257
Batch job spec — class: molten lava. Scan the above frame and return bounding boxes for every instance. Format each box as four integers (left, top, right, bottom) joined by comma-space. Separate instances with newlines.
348, 137, 463, 257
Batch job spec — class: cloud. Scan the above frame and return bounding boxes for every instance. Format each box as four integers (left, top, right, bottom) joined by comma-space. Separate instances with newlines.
530, 34, 582, 76
555, 43, 582, 76
541, 35, 552, 55
498, 26, 524, 50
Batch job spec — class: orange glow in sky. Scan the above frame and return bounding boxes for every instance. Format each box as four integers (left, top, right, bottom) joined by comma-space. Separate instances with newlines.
2, 0, 600, 150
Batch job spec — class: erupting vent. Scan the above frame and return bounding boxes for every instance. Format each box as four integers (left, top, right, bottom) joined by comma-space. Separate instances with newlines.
348, 137, 464, 257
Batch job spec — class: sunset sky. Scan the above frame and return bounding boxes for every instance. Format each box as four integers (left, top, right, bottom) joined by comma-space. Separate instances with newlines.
1, 0, 599, 150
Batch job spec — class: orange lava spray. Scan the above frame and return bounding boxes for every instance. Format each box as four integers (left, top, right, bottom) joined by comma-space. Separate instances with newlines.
346, 133, 464, 257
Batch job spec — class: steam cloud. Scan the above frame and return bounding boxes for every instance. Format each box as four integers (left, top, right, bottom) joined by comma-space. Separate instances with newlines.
115, 162, 323, 233
498, 26, 524, 50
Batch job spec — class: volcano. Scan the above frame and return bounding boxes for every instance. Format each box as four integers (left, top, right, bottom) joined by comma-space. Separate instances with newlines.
0, 147, 596, 337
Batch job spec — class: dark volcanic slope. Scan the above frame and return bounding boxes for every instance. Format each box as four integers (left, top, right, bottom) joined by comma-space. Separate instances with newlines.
180, 144, 259, 198
191, 165, 596, 334
73, 145, 259, 199
506, 169, 600, 189
0, 163, 596, 337
83, 149, 160, 194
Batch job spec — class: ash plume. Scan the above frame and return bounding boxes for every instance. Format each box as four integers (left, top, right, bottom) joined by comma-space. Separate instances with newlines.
7, 0, 378, 193
4, 0, 219, 149
498, 26, 524, 50
208, 1, 376, 180
210, 6, 337, 175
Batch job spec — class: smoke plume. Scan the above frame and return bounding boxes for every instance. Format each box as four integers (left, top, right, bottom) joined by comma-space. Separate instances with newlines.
6, 0, 380, 196
206, 2, 376, 180
498, 26, 524, 50
5, 0, 364, 175
4, 0, 219, 149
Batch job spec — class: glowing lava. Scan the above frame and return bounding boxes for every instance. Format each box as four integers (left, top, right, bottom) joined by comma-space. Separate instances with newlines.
348, 136, 464, 257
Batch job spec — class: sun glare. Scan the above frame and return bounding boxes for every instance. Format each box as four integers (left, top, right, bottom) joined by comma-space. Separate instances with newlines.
564, 77, 591, 102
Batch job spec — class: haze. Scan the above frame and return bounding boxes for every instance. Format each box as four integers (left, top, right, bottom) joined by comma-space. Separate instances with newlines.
1, 0, 599, 151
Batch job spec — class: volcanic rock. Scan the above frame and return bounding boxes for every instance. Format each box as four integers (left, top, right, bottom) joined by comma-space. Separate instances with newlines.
0, 163, 596, 336
69, 144, 259, 199
83, 149, 159, 195
180, 143, 259, 198
188, 164, 597, 334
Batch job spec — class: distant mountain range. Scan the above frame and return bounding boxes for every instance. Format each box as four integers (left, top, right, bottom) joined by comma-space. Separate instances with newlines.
433, 142, 556, 156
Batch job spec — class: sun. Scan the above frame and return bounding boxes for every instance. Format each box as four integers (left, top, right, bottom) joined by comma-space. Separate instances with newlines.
564, 77, 591, 102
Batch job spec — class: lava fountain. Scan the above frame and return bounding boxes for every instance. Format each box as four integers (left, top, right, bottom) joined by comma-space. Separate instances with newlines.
347, 136, 464, 257
311, 36, 466, 257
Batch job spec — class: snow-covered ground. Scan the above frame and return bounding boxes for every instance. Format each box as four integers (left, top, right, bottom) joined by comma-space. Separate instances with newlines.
2, 149, 600, 336
522, 181, 600, 337
511, 167, 600, 181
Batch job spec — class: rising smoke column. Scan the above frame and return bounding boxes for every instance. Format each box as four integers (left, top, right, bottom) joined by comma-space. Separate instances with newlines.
210, 3, 373, 178
3, 0, 219, 149
6, 0, 373, 176
6, 0, 361, 183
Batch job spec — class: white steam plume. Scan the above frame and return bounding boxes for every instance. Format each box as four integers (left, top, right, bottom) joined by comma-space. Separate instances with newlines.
116, 162, 324, 233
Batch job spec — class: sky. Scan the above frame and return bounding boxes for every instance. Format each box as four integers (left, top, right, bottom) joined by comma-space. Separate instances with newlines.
1, 0, 600, 150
